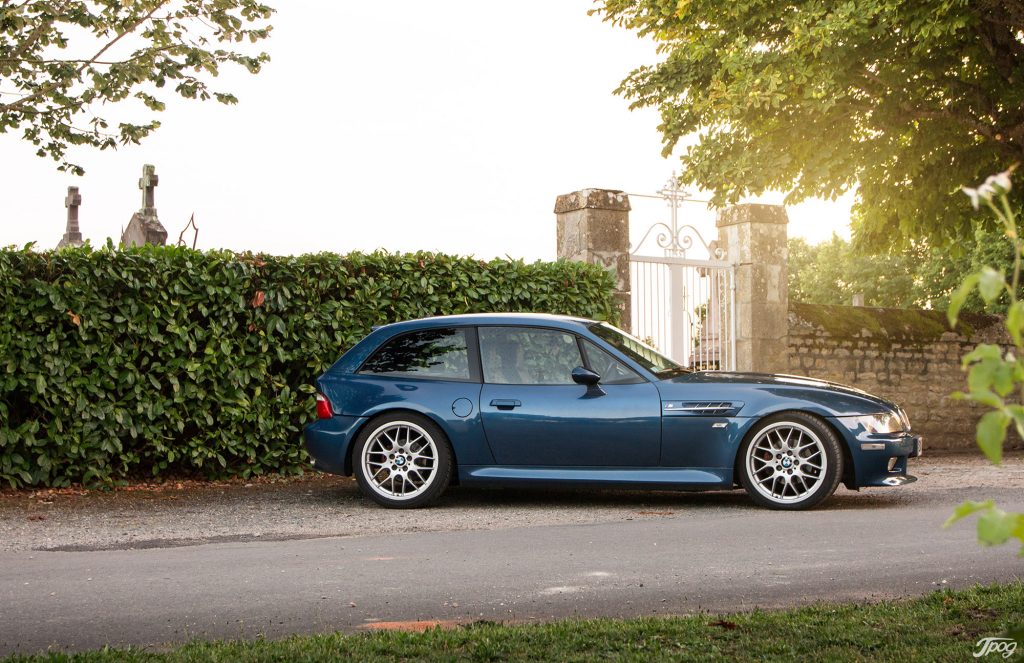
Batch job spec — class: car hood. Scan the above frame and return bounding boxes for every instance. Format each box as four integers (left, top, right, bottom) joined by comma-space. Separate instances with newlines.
657, 371, 901, 416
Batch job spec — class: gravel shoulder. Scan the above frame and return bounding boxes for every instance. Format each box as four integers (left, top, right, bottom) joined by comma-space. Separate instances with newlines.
1, 452, 1022, 554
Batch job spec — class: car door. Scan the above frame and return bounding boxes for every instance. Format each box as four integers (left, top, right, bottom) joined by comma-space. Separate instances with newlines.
477, 326, 661, 466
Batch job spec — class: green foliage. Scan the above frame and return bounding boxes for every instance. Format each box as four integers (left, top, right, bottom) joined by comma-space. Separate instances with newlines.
944, 168, 1024, 555
594, 0, 1024, 250
0, 246, 617, 488
0, 1, 274, 174
789, 225, 1018, 313
788, 236, 919, 308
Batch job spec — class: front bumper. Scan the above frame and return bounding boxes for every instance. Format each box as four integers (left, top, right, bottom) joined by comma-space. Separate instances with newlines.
830, 418, 923, 487
856, 432, 922, 486
303, 415, 365, 476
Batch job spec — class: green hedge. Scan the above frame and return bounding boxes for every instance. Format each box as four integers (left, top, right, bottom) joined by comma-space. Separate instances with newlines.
0, 245, 617, 488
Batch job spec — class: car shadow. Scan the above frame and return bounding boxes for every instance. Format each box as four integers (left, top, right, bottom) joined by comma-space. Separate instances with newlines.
443, 486, 751, 510
310, 474, 906, 513
434, 485, 906, 512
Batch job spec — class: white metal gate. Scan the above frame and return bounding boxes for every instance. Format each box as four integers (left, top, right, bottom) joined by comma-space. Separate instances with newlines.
628, 177, 737, 371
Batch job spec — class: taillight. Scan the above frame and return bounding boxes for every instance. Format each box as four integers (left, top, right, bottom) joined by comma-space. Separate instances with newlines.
315, 392, 334, 419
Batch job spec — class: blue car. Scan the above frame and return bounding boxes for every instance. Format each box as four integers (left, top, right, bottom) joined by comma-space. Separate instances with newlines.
304, 313, 922, 510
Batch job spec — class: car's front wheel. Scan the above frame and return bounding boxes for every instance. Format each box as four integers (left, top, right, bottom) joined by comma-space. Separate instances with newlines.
352, 412, 453, 508
738, 412, 843, 510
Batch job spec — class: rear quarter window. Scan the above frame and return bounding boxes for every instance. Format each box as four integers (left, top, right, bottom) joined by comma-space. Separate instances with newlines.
358, 328, 472, 381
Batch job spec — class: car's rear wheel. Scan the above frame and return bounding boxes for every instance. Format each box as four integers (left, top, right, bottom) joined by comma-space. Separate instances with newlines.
353, 412, 453, 508
738, 412, 843, 510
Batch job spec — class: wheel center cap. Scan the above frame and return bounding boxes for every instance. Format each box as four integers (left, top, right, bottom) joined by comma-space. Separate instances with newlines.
395, 456, 406, 467
781, 458, 792, 469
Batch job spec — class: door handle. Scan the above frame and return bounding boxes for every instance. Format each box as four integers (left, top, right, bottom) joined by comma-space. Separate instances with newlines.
490, 399, 522, 410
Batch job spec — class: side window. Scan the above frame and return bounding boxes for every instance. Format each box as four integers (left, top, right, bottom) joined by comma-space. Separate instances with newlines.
479, 327, 583, 385
359, 328, 472, 381
582, 340, 644, 385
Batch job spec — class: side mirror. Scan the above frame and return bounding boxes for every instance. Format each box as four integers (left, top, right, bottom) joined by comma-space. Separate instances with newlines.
571, 366, 601, 386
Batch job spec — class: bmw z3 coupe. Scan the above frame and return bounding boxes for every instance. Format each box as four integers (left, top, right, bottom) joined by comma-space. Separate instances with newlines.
304, 313, 921, 510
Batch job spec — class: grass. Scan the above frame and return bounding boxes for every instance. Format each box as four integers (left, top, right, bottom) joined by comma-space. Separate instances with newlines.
5, 583, 1022, 662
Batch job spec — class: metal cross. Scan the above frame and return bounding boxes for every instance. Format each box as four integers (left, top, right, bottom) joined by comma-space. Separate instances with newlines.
658, 171, 689, 256
628, 173, 722, 259
139, 164, 158, 211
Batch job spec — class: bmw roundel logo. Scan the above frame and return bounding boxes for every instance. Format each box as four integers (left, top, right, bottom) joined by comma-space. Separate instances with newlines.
781, 458, 792, 468
395, 456, 406, 466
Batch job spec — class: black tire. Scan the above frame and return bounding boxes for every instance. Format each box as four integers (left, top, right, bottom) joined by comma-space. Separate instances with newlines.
352, 412, 453, 509
738, 411, 843, 510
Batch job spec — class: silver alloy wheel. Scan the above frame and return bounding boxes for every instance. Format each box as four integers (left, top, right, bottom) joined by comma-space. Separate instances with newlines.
361, 421, 439, 502
746, 421, 827, 504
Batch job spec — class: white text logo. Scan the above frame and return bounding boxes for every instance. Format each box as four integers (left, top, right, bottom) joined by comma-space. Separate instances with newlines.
974, 637, 1018, 659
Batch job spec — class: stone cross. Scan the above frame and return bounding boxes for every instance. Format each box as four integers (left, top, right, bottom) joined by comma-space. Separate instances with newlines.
121, 164, 168, 247
139, 164, 158, 213
57, 186, 84, 248
65, 186, 81, 229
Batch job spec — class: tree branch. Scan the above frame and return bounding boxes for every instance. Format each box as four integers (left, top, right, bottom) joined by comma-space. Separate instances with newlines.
7, 1, 67, 63
0, 58, 133, 65
75, 3, 166, 80
0, 3, 166, 115
1, 0, 35, 15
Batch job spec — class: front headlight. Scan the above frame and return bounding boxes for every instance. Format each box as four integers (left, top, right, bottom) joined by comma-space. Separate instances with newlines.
897, 407, 911, 430
842, 413, 905, 435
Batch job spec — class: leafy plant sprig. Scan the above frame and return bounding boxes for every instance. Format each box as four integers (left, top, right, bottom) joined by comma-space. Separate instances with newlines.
944, 165, 1024, 555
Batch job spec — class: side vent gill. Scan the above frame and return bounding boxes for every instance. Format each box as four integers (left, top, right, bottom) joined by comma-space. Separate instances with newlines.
662, 401, 740, 416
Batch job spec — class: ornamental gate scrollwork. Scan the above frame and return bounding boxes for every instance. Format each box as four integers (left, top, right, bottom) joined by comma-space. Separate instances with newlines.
628, 175, 736, 371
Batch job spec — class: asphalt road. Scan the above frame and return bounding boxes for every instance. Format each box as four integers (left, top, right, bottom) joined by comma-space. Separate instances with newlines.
1, 473, 1022, 656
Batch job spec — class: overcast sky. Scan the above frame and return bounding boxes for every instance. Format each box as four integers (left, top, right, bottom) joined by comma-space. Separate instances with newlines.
1, 1, 853, 261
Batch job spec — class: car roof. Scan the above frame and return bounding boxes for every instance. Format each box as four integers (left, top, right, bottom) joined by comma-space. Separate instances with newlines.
327, 313, 643, 379
374, 312, 597, 334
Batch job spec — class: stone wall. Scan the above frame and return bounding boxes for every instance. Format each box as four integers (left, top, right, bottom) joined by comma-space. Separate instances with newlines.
787, 302, 1023, 451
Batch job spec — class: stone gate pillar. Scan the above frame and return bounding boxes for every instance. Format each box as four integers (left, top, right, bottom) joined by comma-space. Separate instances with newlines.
716, 204, 789, 373
554, 189, 631, 331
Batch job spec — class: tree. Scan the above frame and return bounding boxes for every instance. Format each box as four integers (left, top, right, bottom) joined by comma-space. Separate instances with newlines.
789, 227, 1017, 312
788, 235, 918, 308
594, 1, 1024, 250
0, 1, 274, 174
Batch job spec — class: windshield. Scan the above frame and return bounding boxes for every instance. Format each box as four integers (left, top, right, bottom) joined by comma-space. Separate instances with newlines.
588, 322, 689, 378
